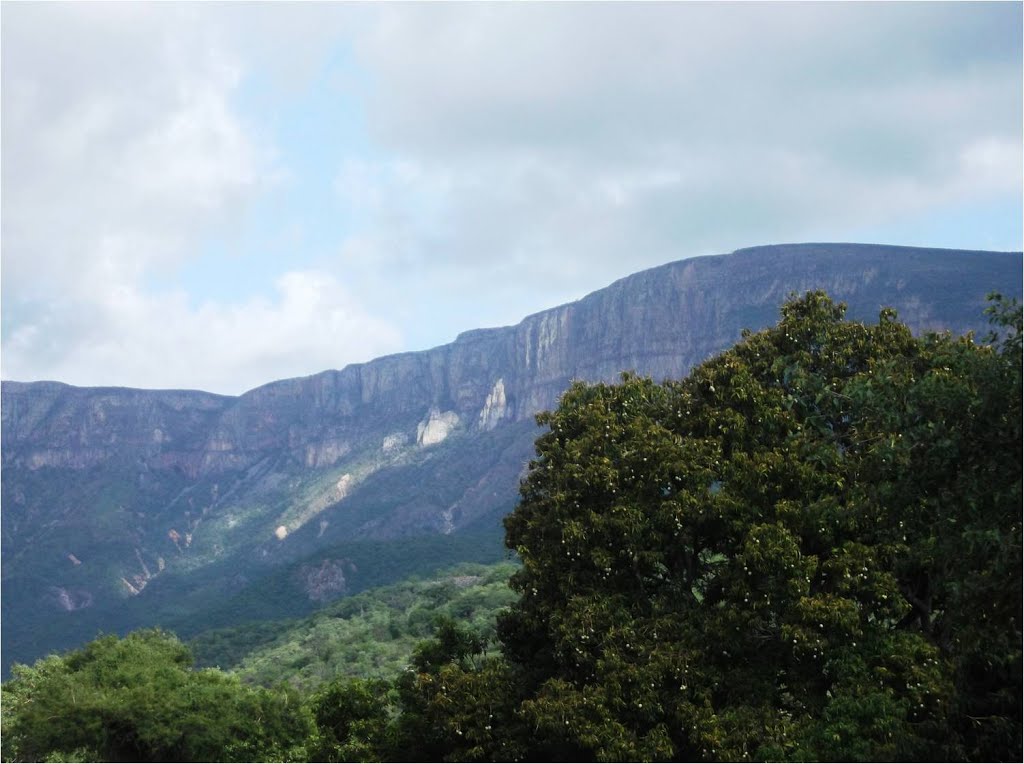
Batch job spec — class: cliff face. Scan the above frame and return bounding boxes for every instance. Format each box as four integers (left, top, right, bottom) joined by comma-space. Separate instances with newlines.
2, 243, 1020, 671
5, 244, 1014, 479
1, 382, 231, 473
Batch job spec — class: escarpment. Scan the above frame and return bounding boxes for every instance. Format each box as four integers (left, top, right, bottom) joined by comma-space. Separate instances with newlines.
3, 242, 1020, 673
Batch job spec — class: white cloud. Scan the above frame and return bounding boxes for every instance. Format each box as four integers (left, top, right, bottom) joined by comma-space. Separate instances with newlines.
1, 3, 272, 295
1, 3, 400, 393
312, 1, 1021, 330
957, 137, 1024, 193
2, 2, 1020, 393
2, 271, 401, 394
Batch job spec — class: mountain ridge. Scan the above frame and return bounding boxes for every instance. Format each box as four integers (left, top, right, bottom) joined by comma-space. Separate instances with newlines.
3, 242, 1021, 673
7, 241, 1016, 399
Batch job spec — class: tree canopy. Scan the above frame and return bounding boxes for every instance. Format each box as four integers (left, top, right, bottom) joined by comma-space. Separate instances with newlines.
491, 291, 1022, 761
0, 629, 313, 762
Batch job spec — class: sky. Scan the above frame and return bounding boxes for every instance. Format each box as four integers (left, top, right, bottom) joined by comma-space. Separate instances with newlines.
2, 1, 1021, 395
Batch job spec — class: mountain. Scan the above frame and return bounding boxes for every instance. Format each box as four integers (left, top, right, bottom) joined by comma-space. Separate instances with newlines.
2, 242, 1020, 673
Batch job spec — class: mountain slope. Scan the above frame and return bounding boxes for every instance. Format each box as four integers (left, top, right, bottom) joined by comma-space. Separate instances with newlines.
3, 242, 1020, 672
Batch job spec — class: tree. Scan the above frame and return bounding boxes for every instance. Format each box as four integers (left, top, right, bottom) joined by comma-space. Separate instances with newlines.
308, 678, 394, 763
493, 291, 1021, 761
0, 629, 314, 762
389, 617, 529, 762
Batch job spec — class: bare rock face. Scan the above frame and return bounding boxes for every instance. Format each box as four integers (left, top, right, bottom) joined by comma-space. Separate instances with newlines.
2, 243, 1021, 673
417, 407, 460, 446
48, 587, 93, 612
478, 379, 507, 431
296, 558, 352, 603
1, 383, 232, 476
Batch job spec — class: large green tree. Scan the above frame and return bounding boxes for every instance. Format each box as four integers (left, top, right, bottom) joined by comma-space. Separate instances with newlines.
490, 291, 1021, 761
0, 629, 313, 762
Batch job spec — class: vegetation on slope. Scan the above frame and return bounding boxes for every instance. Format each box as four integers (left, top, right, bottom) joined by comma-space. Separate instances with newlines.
0, 629, 312, 763
3, 292, 1020, 763
1, 563, 518, 763
188, 561, 518, 689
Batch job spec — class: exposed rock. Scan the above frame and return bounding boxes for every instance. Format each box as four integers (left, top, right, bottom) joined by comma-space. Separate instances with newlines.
382, 432, 408, 452
478, 379, 507, 431
296, 558, 349, 603
135, 548, 152, 579
115, 549, 163, 596
49, 587, 93, 611
284, 472, 358, 535
440, 507, 455, 535
274, 525, 288, 540
304, 439, 350, 468
417, 407, 460, 446
335, 474, 352, 498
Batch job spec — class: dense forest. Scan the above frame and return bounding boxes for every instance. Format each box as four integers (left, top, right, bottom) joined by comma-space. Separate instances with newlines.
188, 561, 519, 689
2, 292, 1020, 762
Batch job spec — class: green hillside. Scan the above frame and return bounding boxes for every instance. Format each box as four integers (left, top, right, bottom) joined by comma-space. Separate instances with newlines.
188, 561, 519, 690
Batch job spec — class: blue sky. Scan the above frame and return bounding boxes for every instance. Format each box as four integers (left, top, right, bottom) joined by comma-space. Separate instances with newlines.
2, 1, 1021, 394
174, 45, 372, 307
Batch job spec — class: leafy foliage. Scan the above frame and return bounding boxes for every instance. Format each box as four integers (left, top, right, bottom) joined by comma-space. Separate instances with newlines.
491, 291, 1021, 761
0, 629, 313, 763
189, 562, 518, 690
308, 678, 395, 763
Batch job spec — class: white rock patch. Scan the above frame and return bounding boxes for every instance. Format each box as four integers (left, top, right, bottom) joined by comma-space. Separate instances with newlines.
417, 407, 459, 446
335, 473, 352, 499
478, 378, 507, 431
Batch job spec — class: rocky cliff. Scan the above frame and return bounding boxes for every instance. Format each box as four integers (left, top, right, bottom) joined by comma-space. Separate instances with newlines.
2, 243, 1020, 672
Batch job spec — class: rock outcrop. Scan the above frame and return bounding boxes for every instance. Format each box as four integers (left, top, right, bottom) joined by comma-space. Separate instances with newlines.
478, 379, 507, 431
417, 408, 460, 446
